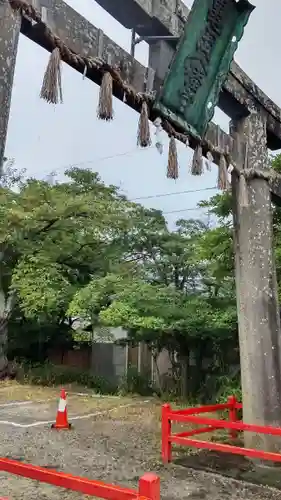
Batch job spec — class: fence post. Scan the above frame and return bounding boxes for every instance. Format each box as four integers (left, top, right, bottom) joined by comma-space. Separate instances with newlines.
228, 395, 238, 439
139, 473, 160, 500
161, 403, 172, 463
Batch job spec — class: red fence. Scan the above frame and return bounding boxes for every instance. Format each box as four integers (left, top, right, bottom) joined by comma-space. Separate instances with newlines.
0, 458, 160, 500
162, 395, 281, 464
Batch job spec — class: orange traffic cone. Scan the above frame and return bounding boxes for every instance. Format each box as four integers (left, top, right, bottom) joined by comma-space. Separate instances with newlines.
51, 388, 71, 429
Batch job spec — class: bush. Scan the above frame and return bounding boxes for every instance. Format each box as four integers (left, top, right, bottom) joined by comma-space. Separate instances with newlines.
16, 362, 160, 397
18, 362, 117, 394
118, 366, 158, 397
216, 374, 242, 404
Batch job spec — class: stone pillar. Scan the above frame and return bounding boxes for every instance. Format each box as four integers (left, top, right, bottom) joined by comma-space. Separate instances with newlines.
148, 40, 175, 90
0, 0, 21, 173
231, 111, 281, 453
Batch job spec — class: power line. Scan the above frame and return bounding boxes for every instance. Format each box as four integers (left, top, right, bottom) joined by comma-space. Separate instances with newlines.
132, 186, 217, 201
163, 207, 206, 215
38, 152, 218, 203
28, 151, 218, 213
44, 157, 217, 202
48, 147, 151, 175
30, 148, 150, 181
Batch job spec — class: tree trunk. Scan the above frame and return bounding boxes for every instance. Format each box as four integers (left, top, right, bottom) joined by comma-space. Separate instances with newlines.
0, 316, 8, 375
180, 351, 190, 399
0, 259, 16, 378
152, 350, 163, 394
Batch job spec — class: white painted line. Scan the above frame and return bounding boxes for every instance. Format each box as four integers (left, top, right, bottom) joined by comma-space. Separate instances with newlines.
0, 400, 150, 428
0, 398, 55, 408
70, 392, 122, 399
0, 395, 85, 408
0, 394, 125, 411
0, 401, 35, 408
0, 392, 126, 408
0, 393, 122, 409
0, 420, 25, 428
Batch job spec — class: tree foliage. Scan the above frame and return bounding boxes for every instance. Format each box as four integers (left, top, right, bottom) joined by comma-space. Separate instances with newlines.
2, 152, 281, 397
4, 156, 277, 392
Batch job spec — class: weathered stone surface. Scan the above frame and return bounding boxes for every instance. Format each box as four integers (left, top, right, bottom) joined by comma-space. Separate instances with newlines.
226, 65, 281, 151
151, 0, 182, 37
230, 62, 281, 127
0, 0, 21, 171
84, 0, 153, 33
21, 0, 148, 91
95, 0, 281, 149
148, 39, 174, 84
231, 112, 281, 452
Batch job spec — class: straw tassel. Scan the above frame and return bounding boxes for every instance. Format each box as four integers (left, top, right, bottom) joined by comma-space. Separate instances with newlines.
137, 101, 151, 147
154, 117, 163, 155
167, 137, 178, 179
217, 153, 230, 190
206, 151, 214, 162
40, 48, 63, 104
191, 145, 203, 175
98, 72, 113, 120
205, 151, 213, 171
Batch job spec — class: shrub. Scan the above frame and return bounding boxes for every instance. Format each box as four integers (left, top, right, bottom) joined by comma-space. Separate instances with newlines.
118, 366, 158, 397
17, 362, 160, 397
17, 362, 117, 394
216, 374, 242, 404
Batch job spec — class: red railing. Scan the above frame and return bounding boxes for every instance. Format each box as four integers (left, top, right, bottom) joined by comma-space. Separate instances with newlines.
162, 395, 281, 464
0, 458, 160, 500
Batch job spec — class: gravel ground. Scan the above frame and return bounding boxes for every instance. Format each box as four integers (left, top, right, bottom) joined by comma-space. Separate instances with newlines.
0, 385, 280, 500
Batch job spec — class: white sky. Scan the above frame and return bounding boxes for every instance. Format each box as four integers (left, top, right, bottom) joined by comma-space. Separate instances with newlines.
5, 0, 281, 227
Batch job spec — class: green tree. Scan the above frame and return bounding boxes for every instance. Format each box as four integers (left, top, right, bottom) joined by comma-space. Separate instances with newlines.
0, 167, 142, 374
98, 277, 236, 396
0, 159, 245, 390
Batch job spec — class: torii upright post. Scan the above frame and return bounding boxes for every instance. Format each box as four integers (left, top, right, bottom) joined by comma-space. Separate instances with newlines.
231, 112, 281, 452
0, 0, 21, 172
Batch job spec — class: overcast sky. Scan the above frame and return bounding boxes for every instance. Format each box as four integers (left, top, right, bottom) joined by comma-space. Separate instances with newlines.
5, 0, 281, 227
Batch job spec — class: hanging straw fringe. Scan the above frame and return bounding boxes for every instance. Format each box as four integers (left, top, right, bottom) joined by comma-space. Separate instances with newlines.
191, 145, 203, 175
167, 137, 178, 179
205, 151, 213, 171
154, 117, 163, 155
239, 174, 249, 207
10, 0, 239, 171
217, 153, 230, 190
98, 72, 113, 120
137, 101, 151, 147
206, 151, 214, 162
40, 48, 63, 104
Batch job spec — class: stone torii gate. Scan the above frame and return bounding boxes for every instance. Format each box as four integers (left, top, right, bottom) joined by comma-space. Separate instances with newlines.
1, 0, 281, 453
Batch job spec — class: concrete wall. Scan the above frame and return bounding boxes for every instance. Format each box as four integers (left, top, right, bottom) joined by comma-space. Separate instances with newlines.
49, 342, 127, 385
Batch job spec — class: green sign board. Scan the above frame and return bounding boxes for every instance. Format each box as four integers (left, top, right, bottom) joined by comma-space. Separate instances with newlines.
153, 0, 255, 140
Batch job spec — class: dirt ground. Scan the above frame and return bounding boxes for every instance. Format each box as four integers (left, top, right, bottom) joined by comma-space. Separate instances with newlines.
0, 383, 280, 500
